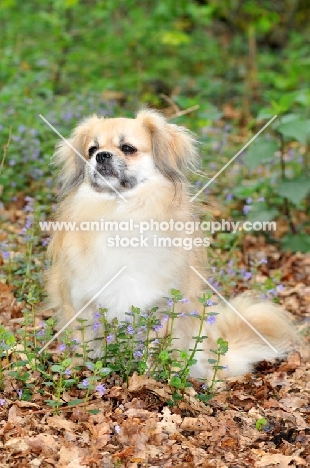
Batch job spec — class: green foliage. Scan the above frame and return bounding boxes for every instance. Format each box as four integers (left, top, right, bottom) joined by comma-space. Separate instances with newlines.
256, 417, 268, 431
0, 288, 229, 407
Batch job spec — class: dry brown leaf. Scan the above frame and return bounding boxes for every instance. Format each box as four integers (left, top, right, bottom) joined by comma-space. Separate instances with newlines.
46, 415, 77, 432
255, 453, 306, 467
158, 406, 182, 434
58, 445, 86, 468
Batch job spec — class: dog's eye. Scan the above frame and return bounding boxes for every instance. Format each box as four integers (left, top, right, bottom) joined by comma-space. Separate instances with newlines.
88, 146, 98, 156
120, 144, 137, 155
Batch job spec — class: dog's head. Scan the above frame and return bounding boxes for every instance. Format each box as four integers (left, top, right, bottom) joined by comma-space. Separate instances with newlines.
54, 109, 199, 198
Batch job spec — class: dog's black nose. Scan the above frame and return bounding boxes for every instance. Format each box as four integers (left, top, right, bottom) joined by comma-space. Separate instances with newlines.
96, 151, 113, 163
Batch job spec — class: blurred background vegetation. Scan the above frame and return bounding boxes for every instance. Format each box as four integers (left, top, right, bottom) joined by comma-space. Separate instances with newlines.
1, 0, 310, 255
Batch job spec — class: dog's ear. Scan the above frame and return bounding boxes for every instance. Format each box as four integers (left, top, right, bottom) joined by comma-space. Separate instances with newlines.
53, 115, 100, 198
136, 108, 199, 184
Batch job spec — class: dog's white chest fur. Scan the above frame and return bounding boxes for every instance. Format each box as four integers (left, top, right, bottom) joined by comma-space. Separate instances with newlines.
67, 184, 188, 321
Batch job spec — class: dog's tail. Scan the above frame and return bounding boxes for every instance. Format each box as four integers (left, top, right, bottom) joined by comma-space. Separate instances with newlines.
209, 295, 297, 377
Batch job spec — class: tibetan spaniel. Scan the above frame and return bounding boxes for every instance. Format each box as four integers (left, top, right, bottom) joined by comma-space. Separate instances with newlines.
46, 109, 295, 379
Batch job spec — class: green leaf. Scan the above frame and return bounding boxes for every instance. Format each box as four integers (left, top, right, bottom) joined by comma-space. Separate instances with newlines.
256, 108, 274, 120
277, 115, 309, 145
245, 140, 278, 171
170, 376, 183, 388
51, 365, 63, 373
67, 399, 84, 406
248, 205, 278, 224
256, 418, 268, 431
276, 175, 310, 206
281, 234, 310, 253
88, 409, 100, 415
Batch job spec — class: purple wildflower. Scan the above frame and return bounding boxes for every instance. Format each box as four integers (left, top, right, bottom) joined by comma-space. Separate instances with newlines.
206, 315, 216, 325
41, 237, 50, 247
81, 379, 89, 387
163, 315, 169, 321
243, 205, 250, 215
58, 343, 66, 353
93, 322, 100, 331
106, 334, 114, 343
190, 310, 199, 316
167, 298, 174, 307
95, 384, 106, 396
205, 299, 215, 307
153, 322, 163, 332
0, 399, 6, 406
179, 298, 189, 304
64, 368, 71, 376
244, 271, 252, 281
94, 312, 100, 319
246, 197, 252, 204
127, 325, 134, 335
1, 252, 10, 260
259, 258, 267, 265
133, 350, 143, 358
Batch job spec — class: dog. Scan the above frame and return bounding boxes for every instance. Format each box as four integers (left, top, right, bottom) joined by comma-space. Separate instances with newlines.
46, 109, 295, 379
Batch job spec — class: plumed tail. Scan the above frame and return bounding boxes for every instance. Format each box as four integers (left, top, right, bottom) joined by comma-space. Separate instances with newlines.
210, 295, 298, 377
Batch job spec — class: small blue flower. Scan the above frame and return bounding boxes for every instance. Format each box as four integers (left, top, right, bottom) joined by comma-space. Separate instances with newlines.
106, 334, 114, 343
163, 315, 169, 321
206, 315, 216, 325
226, 193, 233, 201
64, 368, 71, 376
93, 322, 100, 331
244, 271, 252, 281
58, 343, 66, 353
243, 205, 250, 215
246, 197, 252, 204
152, 339, 160, 345
201, 384, 208, 391
153, 322, 163, 332
259, 258, 267, 265
94, 312, 100, 319
0, 399, 6, 406
258, 197, 265, 202
190, 310, 198, 316
41, 237, 50, 247
95, 384, 106, 396
277, 284, 284, 292
167, 298, 174, 307
223, 364, 229, 370
127, 325, 134, 335
81, 379, 89, 387
205, 299, 215, 307
179, 298, 189, 304
17, 389, 22, 398
133, 350, 143, 358
2, 251, 10, 260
